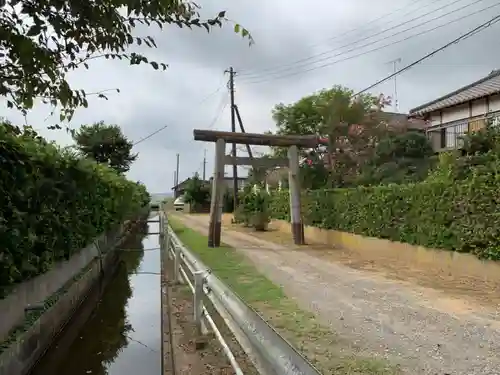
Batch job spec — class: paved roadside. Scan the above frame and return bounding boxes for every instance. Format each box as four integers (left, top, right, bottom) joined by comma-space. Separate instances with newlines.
173, 213, 500, 375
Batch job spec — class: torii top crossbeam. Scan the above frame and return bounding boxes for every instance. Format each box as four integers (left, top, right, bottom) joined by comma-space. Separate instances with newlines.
193, 129, 328, 148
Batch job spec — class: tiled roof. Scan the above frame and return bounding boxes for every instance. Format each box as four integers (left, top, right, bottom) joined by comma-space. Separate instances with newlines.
409, 70, 500, 116
378, 111, 427, 130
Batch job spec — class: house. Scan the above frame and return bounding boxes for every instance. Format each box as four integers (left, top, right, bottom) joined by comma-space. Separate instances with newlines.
377, 111, 427, 132
409, 69, 500, 152
171, 177, 210, 198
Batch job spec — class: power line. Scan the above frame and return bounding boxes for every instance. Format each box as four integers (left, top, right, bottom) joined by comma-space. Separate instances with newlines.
207, 93, 229, 130
352, 13, 500, 98
310, 0, 443, 49
240, 2, 500, 85
132, 80, 226, 147
239, 0, 491, 82
133, 124, 168, 146
239, 0, 440, 76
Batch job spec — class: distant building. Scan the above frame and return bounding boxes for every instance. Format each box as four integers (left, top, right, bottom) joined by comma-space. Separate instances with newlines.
172, 176, 248, 198
377, 111, 427, 132
409, 69, 500, 152
172, 177, 209, 198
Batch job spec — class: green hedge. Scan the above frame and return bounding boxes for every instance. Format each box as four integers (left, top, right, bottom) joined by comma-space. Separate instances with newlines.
0, 124, 150, 296
270, 159, 500, 260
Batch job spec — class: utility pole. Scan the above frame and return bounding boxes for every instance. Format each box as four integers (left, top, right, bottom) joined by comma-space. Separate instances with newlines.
227, 67, 238, 209
202, 149, 207, 181
175, 153, 180, 195
173, 170, 177, 197
387, 58, 401, 112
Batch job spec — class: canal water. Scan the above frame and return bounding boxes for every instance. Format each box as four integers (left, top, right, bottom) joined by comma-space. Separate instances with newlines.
31, 214, 162, 375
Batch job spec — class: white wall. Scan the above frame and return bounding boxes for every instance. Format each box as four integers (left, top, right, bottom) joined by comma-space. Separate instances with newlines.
430, 113, 441, 126
442, 103, 469, 123
427, 95, 500, 128
472, 98, 487, 116
490, 94, 500, 112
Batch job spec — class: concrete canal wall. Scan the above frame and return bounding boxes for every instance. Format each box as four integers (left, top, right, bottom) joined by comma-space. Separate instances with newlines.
0, 213, 148, 375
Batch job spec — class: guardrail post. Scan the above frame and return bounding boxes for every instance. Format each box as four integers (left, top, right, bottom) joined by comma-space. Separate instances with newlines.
159, 213, 164, 244
164, 215, 169, 252
173, 244, 181, 284
193, 271, 207, 349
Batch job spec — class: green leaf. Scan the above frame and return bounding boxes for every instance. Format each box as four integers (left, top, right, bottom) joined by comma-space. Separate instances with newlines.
27, 25, 41, 36
234, 24, 240, 33
0, 0, 248, 115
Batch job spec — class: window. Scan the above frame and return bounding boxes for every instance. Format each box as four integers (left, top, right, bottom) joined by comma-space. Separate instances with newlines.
444, 121, 467, 149
491, 114, 500, 127
440, 128, 446, 148
445, 127, 455, 148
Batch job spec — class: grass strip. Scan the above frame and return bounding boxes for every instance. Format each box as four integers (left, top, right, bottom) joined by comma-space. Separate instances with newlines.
168, 217, 401, 375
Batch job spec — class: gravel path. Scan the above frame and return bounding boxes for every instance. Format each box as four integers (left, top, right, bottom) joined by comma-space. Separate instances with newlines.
175, 214, 500, 375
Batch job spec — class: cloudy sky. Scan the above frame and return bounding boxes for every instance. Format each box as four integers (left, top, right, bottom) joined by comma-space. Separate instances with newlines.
2, 0, 500, 194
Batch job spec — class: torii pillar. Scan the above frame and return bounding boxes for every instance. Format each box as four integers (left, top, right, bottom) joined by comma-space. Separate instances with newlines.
194, 129, 326, 247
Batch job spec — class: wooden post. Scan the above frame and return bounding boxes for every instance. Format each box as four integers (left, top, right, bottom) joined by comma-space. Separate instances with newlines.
287, 145, 305, 245
216, 175, 226, 246
208, 138, 225, 247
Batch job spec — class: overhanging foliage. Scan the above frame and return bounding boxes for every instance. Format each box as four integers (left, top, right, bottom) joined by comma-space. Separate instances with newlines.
0, 121, 150, 296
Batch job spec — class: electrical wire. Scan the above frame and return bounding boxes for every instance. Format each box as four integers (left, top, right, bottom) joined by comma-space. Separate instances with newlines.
309, 0, 443, 49
207, 93, 229, 130
238, 0, 492, 82
351, 13, 500, 98
240, 2, 500, 85
132, 79, 226, 147
133, 124, 169, 146
239, 0, 440, 76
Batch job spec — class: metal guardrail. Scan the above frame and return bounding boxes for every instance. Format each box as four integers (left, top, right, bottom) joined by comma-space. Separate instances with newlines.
158, 211, 322, 375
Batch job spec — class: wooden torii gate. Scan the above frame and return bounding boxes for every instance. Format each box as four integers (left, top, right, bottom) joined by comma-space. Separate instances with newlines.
193, 129, 327, 248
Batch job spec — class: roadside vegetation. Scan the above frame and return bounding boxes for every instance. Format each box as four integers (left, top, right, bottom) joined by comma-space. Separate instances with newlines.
0, 0, 255, 295
216, 85, 500, 261
270, 123, 500, 260
168, 217, 401, 375
0, 120, 150, 297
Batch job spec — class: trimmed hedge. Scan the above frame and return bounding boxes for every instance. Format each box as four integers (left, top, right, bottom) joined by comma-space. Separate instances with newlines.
0, 123, 150, 296
270, 159, 500, 260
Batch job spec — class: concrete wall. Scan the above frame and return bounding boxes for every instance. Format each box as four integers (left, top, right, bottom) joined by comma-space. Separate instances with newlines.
0, 228, 120, 342
0, 247, 120, 375
0, 216, 144, 375
271, 219, 500, 284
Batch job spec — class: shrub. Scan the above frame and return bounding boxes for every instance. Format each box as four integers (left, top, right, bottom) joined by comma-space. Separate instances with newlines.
183, 173, 209, 208
270, 155, 500, 260
0, 123, 150, 296
235, 187, 271, 231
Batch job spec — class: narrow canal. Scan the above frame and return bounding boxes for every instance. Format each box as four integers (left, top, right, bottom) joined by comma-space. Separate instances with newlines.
31, 214, 162, 375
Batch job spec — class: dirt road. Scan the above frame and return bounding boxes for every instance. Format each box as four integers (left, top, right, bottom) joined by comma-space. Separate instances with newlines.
174, 214, 500, 375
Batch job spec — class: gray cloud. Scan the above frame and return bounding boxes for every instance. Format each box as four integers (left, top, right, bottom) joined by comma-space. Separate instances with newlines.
2, 0, 500, 194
